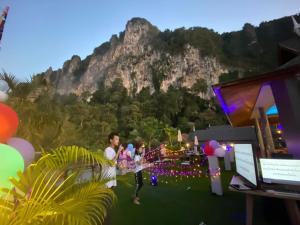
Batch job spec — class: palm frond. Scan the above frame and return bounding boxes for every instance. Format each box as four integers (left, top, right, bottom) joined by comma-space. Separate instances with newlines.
0, 70, 19, 90
52, 181, 116, 225
0, 146, 116, 225
7, 171, 75, 223
6, 172, 114, 225
0, 193, 14, 225
36, 146, 111, 172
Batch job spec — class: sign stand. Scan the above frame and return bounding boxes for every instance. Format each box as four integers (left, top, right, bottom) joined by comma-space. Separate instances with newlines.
207, 156, 223, 196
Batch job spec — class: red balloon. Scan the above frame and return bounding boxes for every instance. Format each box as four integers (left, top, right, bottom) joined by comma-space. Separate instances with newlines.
0, 103, 19, 143
204, 142, 215, 156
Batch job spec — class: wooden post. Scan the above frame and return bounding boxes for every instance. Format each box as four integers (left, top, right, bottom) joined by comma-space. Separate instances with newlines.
246, 194, 254, 225
255, 118, 266, 158
258, 107, 275, 158
284, 199, 300, 225
271, 78, 300, 158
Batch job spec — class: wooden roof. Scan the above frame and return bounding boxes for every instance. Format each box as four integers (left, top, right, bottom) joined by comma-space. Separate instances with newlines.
212, 65, 300, 127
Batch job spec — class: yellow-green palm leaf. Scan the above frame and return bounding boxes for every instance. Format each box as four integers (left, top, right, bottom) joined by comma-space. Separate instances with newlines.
0, 145, 116, 225
37, 146, 111, 171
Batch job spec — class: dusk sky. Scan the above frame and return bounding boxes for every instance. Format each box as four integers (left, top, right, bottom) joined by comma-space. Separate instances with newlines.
0, 0, 299, 80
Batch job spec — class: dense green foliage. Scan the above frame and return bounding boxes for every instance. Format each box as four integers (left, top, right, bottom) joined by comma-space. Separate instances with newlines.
218, 70, 240, 83
5, 77, 226, 151
152, 27, 224, 57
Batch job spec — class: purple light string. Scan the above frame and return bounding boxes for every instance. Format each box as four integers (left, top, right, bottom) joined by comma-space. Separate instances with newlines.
145, 159, 204, 179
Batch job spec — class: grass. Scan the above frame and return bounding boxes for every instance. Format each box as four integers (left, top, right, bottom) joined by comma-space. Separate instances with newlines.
104, 166, 289, 225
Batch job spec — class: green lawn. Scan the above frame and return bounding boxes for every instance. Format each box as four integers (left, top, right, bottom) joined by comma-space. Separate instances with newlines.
104, 169, 288, 225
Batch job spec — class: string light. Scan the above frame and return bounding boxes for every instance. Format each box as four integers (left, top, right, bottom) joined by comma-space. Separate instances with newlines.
209, 167, 221, 180
137, 147, 214, 186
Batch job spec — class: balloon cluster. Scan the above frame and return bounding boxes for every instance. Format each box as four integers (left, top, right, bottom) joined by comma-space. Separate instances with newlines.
203, 140, 226, 157
0, 83, 35, 192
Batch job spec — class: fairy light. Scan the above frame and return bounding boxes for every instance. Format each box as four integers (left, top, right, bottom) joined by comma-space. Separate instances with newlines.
136, 148, 212, 187
209, 167, 221, 180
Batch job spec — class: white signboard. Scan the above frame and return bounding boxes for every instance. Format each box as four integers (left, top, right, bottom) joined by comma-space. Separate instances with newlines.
234, 144, 257, 186
260, 159, 300, 185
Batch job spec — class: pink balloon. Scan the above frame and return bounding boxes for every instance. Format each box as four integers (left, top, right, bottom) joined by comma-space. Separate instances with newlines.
7, 137, 35, 167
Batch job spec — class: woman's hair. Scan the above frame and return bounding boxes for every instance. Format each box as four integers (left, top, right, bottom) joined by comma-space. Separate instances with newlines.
134, 142, 144, 155
123, 143, 128, 148
134, 148, 142, 156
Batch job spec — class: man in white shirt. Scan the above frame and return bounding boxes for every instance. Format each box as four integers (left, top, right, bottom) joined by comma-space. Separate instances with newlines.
104, 132, 122, 188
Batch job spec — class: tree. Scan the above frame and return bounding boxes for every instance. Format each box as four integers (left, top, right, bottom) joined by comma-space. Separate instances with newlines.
155, 87, 182, 125
0, 70, 18, 90
9, 95, 64, 149
139, 117, 164, 149
164, 126, 177, 146
177, 117, 192, 133
54, 93, 78, 106
108, 79, 129, 105
192, 78, 208, 95
136, 87, 156, 117
128, 129, 143, 144
119, 102, 142, 136
218, 71, 239, 83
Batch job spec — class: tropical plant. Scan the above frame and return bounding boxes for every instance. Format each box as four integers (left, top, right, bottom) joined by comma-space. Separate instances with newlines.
0, 70, 19, 90
138, 117, 164, 149
164, 126, 177, 146
0, 146, 116, 225
191, 78, 208, 95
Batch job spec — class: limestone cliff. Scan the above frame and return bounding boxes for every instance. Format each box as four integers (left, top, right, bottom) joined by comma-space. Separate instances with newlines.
45, 18, 228, 98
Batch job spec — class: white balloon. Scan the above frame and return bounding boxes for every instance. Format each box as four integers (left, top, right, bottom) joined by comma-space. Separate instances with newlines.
209, 140, 220, 149
0, 80, 9, 93
0, 90, 8, 102
215, 147, 226, 157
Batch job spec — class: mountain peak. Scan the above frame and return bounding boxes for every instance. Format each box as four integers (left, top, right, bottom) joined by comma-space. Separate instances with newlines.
126, 17, 154, 29
123, 17, 159, 44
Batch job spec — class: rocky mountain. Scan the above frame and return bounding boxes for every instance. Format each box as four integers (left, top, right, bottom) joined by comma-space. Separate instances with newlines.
42, 14, 300, 98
